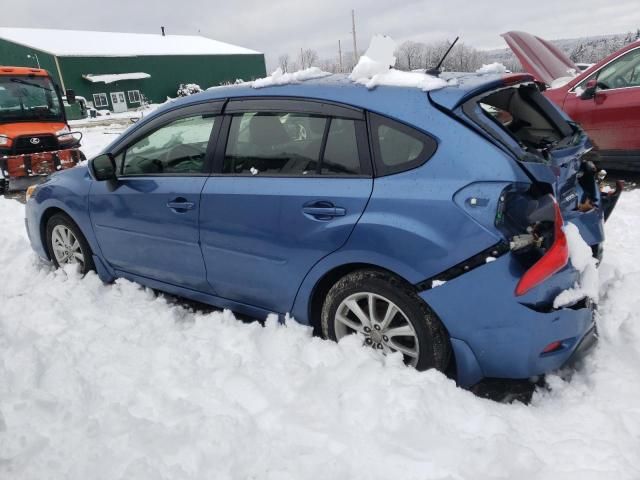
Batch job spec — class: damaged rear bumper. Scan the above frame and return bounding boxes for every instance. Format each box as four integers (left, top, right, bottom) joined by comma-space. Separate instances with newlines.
419, 252, 596, 388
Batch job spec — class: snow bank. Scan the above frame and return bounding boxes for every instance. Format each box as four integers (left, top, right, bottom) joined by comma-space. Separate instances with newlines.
251, 67, 332, 89
475, 62, 508, 74
1, 130, 640, 478
553, 223, 599, 308
350, 35, 448, 91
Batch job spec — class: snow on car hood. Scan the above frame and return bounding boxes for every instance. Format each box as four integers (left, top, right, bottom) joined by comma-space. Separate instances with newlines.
502, 31, 578, 85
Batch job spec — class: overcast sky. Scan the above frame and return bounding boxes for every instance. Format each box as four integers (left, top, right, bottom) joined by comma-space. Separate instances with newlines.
6, 0, 640, 69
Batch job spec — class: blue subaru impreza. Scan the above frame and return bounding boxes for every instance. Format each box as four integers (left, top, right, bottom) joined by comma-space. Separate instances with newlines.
24, 72, 618, 387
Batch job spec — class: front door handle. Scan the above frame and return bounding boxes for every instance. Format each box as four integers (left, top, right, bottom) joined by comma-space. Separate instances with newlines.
302, 202, 346, 220
167, 198, 195, 211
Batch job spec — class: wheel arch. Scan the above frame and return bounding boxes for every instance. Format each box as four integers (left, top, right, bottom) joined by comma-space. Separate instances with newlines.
39, 206, 72, 260
296, 259, 457, 378
306, 263, 404, 334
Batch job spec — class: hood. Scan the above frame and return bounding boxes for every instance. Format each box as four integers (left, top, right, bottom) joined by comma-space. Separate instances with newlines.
0, 121, 67, 139
502, 31, 578, 85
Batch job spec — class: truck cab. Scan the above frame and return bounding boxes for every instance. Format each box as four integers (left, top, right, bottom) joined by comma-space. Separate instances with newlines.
0, 66, 84, 193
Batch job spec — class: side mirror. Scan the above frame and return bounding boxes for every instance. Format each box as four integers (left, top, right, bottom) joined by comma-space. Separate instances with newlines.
580, 79, 597, 100
65, 89, 76, 104
91, 153, 117, 181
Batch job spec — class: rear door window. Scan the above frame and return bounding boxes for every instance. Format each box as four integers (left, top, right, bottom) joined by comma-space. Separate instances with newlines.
321, 118, 360, 175
369, 113, 437, 176
223, 112, 364, 176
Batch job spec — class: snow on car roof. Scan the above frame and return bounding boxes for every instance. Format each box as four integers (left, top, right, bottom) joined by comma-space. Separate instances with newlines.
0, 27, 261, 57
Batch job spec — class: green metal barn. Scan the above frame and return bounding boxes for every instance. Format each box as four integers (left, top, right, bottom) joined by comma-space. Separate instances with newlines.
0, 27, 266, 112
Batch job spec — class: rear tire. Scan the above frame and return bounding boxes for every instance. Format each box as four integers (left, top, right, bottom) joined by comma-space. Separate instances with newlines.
46, 213, 95, 274
321, 269, 450, 371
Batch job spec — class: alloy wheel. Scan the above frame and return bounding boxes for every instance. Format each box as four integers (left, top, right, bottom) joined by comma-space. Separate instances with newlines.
333, 292, 420, 366
51, 224, 85, 268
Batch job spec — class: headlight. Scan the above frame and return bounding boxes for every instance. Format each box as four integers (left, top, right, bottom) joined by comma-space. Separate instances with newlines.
0, 135, 9, 146
25, 184, 38, 202
56, 128, 82, 144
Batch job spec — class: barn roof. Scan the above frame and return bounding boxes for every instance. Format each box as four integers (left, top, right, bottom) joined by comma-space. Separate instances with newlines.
0, 27, 261, 57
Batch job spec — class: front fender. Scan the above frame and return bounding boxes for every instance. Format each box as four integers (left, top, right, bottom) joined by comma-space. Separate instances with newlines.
26, 166, 102, 264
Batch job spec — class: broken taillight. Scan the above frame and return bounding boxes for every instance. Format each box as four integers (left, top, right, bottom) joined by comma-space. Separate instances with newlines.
515, 199, 568, 296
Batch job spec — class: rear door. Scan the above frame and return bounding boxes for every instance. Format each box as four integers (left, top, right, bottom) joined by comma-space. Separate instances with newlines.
89, 102, 222, 291
199, 98, 373, 313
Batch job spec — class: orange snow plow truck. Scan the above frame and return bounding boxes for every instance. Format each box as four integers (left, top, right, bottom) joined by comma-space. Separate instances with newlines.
0, 66, 84, 193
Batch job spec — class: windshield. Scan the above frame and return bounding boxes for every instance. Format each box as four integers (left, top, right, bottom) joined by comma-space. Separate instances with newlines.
0, 75, 63, 122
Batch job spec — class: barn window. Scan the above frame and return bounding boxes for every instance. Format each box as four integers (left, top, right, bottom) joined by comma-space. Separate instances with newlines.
92, 93, 108, 108
127, 90, 141, 104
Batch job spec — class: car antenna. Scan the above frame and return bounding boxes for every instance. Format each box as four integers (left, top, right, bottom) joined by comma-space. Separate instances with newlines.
426, 36, 460, 76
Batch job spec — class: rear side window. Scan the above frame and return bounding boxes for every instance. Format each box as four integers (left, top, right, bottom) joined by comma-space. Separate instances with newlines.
369, 113, 437, 176
223, 112, 363, 176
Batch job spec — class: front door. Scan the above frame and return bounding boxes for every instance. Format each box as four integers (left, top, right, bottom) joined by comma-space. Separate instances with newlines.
110, 91, 127, 113
199, 104, 373, 313
564, 47, 640, 153
89, 112, 218, 291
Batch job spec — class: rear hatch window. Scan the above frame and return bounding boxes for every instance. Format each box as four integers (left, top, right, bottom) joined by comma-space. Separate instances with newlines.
434, 81, 597, 214
463, 83, 577, 163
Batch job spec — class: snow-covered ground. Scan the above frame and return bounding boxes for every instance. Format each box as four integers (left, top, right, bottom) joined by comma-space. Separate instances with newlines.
1, 125, 640, 479
74, 124, 128, 159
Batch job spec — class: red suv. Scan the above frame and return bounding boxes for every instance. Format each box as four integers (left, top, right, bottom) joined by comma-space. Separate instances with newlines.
504, 31, 640, 171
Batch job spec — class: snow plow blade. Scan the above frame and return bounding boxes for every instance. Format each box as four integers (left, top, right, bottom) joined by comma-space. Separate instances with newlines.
0, 148, 85, 191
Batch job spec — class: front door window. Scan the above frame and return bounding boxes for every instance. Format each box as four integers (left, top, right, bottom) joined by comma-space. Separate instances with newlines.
582, 48, 640, 90
121, 115, 216, 175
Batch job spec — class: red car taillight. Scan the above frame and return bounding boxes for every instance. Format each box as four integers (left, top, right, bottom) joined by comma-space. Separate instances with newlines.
515, 200, 568, 296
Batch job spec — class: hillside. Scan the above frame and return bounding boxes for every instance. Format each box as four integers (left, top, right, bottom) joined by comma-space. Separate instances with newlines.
484, 30, 640, 71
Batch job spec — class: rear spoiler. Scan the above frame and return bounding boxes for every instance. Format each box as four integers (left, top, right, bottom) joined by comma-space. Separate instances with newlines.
430, 73, 537, 110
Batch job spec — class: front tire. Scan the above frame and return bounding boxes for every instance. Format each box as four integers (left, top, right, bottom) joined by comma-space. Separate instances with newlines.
46, 213, 95, 274
321, 270, 450, 371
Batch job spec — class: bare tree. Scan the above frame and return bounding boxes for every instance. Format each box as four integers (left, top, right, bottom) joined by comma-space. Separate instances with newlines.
278, 54, 291, 73
395, 41, 424, 71
299, 49, 319, 69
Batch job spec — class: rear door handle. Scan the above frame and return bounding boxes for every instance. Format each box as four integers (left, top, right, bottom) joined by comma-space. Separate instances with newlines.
302, 202, 346, 219
167, 198, 195, 211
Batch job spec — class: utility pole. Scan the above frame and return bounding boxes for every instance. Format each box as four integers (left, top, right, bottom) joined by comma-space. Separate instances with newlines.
300, 47, 304, 68
351, 9, 359, 64
338, 40, 343, 73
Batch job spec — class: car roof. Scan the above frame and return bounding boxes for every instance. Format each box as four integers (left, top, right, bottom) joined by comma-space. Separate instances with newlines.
104, 72, 521, 155
151, 72, 514, 120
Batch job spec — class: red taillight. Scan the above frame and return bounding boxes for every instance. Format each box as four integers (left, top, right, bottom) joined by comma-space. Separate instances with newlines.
515, 200, 568, 296
542, 341, 563, 354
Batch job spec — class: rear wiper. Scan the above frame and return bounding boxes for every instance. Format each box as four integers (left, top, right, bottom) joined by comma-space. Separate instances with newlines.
10, 78, 54, 91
